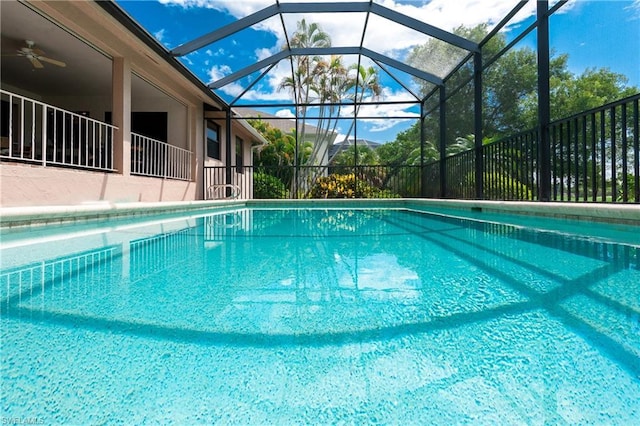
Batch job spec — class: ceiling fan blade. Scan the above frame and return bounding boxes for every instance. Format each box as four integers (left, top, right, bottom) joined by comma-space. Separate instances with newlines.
29, 56, 44, 69
37, 56, 66, 68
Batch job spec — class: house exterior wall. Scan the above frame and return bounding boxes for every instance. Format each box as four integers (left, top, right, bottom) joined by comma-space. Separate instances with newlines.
0, 0, 265, 207
0, 163, 197, 206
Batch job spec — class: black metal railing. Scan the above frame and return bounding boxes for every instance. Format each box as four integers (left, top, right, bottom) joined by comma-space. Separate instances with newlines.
549, 95, 639, 202
203, 164, 423, 199
442, 93, 639, 202
204, 94, 638, 203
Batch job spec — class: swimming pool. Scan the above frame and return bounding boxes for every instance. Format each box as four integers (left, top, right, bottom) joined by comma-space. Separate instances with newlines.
2, 205, 639, 424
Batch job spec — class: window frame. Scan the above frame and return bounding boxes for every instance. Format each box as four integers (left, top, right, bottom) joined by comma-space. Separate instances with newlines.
206, 120, 220, 160
235, 136, 244, 173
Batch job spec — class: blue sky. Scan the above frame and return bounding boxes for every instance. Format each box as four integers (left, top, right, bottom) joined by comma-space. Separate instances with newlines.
117, 0, 640, 143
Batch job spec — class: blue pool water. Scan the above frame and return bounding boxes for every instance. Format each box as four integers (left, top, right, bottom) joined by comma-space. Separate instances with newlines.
1, 207, 639, 424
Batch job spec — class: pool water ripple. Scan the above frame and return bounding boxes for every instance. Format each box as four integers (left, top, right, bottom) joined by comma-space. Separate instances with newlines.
2, 207, 639, 423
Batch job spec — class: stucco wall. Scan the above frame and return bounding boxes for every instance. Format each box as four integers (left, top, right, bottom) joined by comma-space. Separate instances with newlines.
0, 163, 197, 207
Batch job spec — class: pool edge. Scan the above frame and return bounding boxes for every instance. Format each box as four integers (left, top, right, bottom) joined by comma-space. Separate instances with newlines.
1, 198, 639, 229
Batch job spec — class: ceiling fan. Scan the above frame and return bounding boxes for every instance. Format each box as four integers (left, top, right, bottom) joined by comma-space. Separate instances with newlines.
4, 39, 66, 69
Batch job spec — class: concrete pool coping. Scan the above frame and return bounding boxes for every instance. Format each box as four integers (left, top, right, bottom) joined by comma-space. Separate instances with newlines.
1, 199, 639, 229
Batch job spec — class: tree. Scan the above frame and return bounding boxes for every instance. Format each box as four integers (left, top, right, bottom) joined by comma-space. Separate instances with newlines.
278, 19, 381, 196
407, 24, 572, 146
278, 19, 337, 170
376, 125, 439, 166
556, 69, 637, 121
330, 145, 379, 167
250, 118, 312, 196
399, 24, 638, 201
250, 118, 297, 168
334, 64, 383, 150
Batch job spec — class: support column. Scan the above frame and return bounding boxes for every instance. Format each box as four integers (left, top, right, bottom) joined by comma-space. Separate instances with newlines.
294, 115, 299, 199
225, 108, 233, 197
474, 51, 484, 199
112, 57, 131, 176
439, 86, 447, 198
420, 102, 426, 197
537, 0, 552, 201
188, 104, 198, 192
353, 111, 358, 193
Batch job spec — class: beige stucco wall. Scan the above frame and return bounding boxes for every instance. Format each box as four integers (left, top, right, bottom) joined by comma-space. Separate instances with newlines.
0, 1, 266, 207
0, 163, 197, 207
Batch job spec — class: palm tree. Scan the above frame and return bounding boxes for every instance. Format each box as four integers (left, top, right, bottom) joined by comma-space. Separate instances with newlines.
332, 64, 382, 165
279, 18, 331, 151
279, 19, 334, 194
279, 20, 384, 196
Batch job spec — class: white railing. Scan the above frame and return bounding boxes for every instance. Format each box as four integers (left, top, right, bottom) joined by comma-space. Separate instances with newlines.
1, 89, 116, 171
131, 133, 192, 181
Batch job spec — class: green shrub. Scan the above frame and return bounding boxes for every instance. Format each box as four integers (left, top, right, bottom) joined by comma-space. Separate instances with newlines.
254, 172, 288, 199
309, 173, 399, 199
449, 171, 532, 200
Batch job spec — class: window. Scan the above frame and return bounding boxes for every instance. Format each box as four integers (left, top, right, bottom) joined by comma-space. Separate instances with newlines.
206, 121, 220, 160
236, 136, 244, 173
105, 111, 167, 141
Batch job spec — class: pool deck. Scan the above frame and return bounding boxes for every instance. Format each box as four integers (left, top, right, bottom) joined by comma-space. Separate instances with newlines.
1, 199, 639, 229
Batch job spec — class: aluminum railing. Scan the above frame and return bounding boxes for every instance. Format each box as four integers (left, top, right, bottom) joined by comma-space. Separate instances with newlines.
131, 133, 192, 181
205, 184, 242, 200
203, 166, 250, 199
1, 89, 116, 171
439, 93, 639, 202
203, 165, 420, 199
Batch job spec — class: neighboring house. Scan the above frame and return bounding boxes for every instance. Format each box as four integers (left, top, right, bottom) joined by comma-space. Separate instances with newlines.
242, 108, 338, 166
328, 138, 382, 162
0, 0, 265, 207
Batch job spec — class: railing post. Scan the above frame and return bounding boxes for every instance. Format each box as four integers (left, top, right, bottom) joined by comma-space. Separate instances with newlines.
164, 143, 169, 179
537, 0, 551, 201
41, 105, 47, 166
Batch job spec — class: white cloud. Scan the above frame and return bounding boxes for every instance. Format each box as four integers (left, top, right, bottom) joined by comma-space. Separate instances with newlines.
153, 28, 166, 42
275, 109, 295, 118
255, 47, 275, 61
179, 56, 194, 66
159, 0, 539, 56
158, 0, 271, 16
161, 0, 559, 109
627, 0, 640, 19
207, 64, 232, 83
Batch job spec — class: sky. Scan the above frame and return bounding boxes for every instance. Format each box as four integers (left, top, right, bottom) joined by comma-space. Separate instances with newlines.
117, 0, 640, 144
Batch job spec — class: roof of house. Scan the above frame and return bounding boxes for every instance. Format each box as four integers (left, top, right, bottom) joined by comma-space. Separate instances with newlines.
96, 1, 268, 145
97, 1, 228, 110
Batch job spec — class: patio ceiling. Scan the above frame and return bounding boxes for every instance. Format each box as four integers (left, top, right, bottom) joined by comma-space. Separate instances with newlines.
0, 0, 112, 98
169, 0, 529, 108
0, 1, 187, 102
